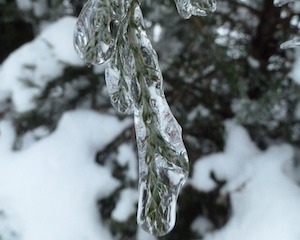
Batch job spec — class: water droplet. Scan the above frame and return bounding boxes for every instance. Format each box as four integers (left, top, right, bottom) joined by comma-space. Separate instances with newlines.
174, 0, 217, 19
76, 1, 190, 236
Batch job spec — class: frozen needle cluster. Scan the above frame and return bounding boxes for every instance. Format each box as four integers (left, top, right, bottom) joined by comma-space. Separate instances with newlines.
74, 0, 216, 236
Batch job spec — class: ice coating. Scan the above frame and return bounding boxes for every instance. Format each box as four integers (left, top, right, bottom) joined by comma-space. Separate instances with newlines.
105, 32, 135, 114
274, 1, 300, 49
74, 0, 189, 236
105, 2, 189, 236
73, 0, 124, 65
131, 5, 189, 236
174, 0, 216, 19
135, 103, 189, 236
280, 37, 300, 49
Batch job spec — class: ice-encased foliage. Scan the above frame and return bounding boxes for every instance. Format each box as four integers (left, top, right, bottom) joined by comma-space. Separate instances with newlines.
74, 0, 222, 236
174, 0, 216, 19
74, 0, 130, 65
130, 7, 189, 235
106, 3, 189, 236
105, 30, 135, 114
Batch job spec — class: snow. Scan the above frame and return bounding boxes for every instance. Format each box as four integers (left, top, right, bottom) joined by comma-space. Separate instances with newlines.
187, 104, 210, 121
15, 0, 49, 17
247, 56, 260, 68
111, 188, 138, 222
153, 24, 163, 42
190, 121, 260, 192
0, 121, 15, 155
0, 109, 131, 240
0, 16, 83, 112
0, 85, 299, 240
116, 143, 138, 180
190, 121, 300, 240
290, 49, 300, 84
39, 17, 83, 66
191, 216, 213, 236
15, 0, 32, 11
21, 126, 50, 150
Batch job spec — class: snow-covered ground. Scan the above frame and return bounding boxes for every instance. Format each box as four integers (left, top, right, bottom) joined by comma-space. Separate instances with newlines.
190, 122, 300, 240
1, 111, 300, 240
1, 15, 300, 240
0, 110, 131, 240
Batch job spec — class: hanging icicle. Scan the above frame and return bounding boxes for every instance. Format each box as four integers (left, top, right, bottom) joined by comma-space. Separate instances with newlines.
74, 0, 215, 236
130, 5, 189, 235
74, 0, 130, 65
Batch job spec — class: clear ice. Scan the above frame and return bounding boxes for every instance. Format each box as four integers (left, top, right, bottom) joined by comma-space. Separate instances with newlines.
105, 2, 189, 236
135, 100, 189, 236
274, 0, 300, 49
105, 29, 135, 114
131, 5, 189, 236
74, 0, 189, 237
174, 0, 216, 19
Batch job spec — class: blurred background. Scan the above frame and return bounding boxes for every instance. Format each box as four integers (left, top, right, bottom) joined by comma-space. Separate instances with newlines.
0, 0, 300, 239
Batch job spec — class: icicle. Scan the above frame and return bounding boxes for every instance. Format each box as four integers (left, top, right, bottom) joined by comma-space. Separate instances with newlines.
105, 25, 135, 114
274, 0, 300, 49
174, 0, 216, 19
74, 0, 189, 237
130, 5, 189, 236
105, 57, 134, 114
280, 37, 300, 49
